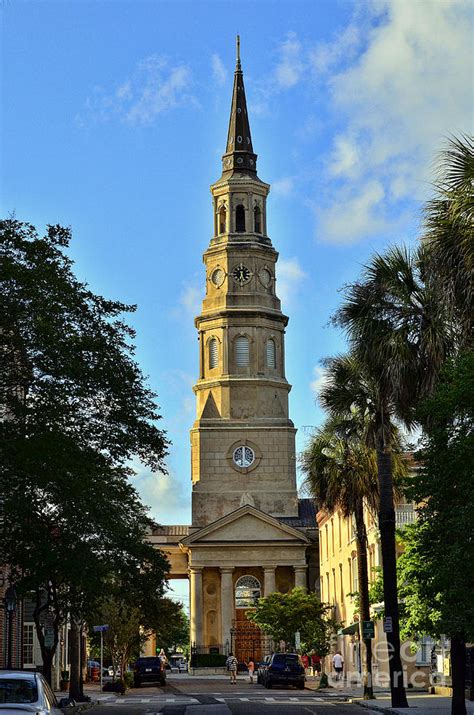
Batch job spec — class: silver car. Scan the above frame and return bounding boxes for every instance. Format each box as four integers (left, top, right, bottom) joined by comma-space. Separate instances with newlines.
0, 671, 73, 714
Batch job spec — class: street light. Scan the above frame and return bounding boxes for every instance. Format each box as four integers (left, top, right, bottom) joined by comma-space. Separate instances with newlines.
4, 585, 18, 670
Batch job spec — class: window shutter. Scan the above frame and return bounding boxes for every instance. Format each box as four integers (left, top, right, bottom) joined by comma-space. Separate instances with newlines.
209, 338, 218, 369
266, 338, 276, 368
235, 336, 249, 366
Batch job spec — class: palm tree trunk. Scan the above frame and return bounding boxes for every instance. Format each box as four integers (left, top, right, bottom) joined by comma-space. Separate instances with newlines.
450, 634, 466, 715
354, 500, 374, 700
376, 444, 409, 708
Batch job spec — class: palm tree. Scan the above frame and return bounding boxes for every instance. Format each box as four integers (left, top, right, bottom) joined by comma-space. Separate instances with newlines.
301, 411, 380, 698
423, 134, 473, 345
330, 243, 454, 707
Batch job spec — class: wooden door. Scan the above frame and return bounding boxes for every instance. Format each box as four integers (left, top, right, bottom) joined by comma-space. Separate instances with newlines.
235, 609, 262, 665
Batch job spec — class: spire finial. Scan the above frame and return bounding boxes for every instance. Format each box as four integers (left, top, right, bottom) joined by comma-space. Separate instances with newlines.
236, 35, 241, 69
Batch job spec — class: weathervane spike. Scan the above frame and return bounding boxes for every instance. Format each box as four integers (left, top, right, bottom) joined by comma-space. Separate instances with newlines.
236, 35, 241, 68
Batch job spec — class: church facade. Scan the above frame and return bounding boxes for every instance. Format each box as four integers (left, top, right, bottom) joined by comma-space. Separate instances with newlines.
150, 42, 318, 665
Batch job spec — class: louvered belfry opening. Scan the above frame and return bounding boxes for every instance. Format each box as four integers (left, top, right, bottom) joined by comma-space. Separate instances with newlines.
254, 205, 261, 233
235, 335, 249, 366
266, 338, 276, 368
209, 338, 218, 369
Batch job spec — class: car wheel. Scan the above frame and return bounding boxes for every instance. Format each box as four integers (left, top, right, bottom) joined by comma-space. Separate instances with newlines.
133, 680, 140, 688
264, 680, 272, 689
297, 681, 305, 689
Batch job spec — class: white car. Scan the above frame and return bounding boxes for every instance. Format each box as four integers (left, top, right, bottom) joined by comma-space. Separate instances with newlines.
0, 671, 73, 714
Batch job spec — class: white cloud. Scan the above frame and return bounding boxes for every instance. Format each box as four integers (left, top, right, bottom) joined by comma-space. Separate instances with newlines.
272, 177, 294, 196
211, 53, 227, 86
134, 465, 191, 525
79, 55, 195, 125
315, 0, 472, 242
277, 257, 306, 305
179, 283, 202, 317
310, 365, 328, 398
275, 32, 304, 88
319, 179, 386, 244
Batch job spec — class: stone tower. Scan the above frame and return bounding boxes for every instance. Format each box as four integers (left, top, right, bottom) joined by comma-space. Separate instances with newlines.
191, 38, 299, 527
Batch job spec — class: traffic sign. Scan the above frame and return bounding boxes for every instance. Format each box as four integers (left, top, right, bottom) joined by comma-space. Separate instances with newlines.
93, 624, 109, 632
362, 620, 375, 639
383, 617, 393, 633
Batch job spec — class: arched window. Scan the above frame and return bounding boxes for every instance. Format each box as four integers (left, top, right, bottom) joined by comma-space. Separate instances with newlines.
218, 205, 226, 234
254, 205, 262, 233
235, 204, 246, 232
235, 335, 249, 366
235, 575, 261, 608
266, 338, 276, 368
209, 338, 218, 369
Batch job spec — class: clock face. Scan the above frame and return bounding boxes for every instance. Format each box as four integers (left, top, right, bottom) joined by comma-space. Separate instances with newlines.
233, 445, 255, 468
232, 264, 251, 285
259, 268, 272, 287
211, 267, 225, 287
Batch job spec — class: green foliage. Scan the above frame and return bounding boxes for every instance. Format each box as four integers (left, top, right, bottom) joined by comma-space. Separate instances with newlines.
247, 587, 338, 657
0, 219, 170, 679
397, 352, 474, 643
193, 653, 227, 667
148, 598, 189, 654
122, 672, 134, 689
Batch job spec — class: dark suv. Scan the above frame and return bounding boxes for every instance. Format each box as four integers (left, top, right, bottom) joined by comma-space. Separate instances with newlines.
263, 653, 305, 689
133, 656, 167, 687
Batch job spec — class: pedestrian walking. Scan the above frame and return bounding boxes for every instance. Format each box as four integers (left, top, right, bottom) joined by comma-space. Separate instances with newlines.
332, 651, 344, 681
226, 652, 238, 684
246, 658, 255, 684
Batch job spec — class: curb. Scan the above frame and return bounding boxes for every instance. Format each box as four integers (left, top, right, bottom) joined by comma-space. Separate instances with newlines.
350, 699, 395, 714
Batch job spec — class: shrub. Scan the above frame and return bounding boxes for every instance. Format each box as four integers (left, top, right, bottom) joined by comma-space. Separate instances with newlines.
123, 672, 133, 689
102, 680, 126, 694
191, 653, 227, 668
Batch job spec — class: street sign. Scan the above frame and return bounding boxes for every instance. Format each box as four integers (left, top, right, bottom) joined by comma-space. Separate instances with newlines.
383, 617, 393, 633
93, 624, 109, 632
295, 631, 301, 650
44, 631, 54, 648
362, 620, 375, 639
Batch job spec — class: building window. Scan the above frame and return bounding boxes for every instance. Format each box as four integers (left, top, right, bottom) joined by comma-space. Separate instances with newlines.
254, 205, 262, 233
325, 524, 329, 559
352, 555, 358, 593
235, 575, 260, 608
331, 518, 335, 555
338, 513, 342, 549
339, 563, 344, 603
23, 623, 34, 665
236, 204, 246, 232
266, 338, 276, 368
235, 335, 249, 366
209, 338, 218, 369
218, 205, 227, 234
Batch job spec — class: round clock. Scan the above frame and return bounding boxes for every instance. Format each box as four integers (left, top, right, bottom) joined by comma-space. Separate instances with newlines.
232, 264, 251, 285
259, 268, 272, 287
233, 445, 255, 468
211, 267, 225, 287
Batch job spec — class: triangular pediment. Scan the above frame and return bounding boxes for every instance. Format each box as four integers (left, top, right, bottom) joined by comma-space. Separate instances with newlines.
180, 505, 309, 545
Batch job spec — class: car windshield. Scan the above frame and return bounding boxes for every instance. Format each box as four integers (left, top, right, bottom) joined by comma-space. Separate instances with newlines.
273, 654, 299, 665
136, 658, 162, 665
0, 678, 38, 704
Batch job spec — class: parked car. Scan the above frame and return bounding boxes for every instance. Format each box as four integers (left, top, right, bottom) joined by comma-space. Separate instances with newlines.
257, 655, 271, 684
133, 657, 167, 687
0, 670, 74, 713
262, 653, 305, 689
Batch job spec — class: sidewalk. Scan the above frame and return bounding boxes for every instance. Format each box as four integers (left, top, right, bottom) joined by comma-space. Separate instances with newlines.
352, 692, 474, 714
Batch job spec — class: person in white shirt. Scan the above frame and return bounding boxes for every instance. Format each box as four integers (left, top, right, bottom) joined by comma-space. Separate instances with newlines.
332, 651, 344, 681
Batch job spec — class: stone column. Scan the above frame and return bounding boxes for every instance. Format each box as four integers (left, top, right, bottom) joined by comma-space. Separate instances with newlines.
294, 565, 307, 590
220, 568, 234, 652
190, 567, 203, 646
264, 567, 276, 595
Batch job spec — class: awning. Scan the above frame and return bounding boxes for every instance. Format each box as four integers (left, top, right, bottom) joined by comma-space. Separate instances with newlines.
338, 622, 360, 636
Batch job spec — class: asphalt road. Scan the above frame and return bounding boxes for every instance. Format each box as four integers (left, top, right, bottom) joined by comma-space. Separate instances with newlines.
86, 680, 359, 714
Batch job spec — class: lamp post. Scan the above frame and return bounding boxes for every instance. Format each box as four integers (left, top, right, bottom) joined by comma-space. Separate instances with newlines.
4, 585, 18, 669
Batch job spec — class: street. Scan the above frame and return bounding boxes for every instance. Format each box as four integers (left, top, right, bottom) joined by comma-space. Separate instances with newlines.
86, 674, 359, 714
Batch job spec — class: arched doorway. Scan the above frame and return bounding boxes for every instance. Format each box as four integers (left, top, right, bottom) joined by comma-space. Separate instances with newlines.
234, 575, 262, 665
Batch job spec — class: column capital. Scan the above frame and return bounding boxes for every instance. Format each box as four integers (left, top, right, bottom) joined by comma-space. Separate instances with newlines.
220, 567, 234, 574
294, 565, 307, 572
263, 566, 276, 573
188, 566, 203, 574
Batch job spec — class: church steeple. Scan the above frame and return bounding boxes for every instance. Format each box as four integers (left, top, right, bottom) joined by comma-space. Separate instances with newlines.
221, 36, 258, 178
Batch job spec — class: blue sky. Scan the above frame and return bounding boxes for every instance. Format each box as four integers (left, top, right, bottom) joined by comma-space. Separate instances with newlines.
2, 1, 471, 605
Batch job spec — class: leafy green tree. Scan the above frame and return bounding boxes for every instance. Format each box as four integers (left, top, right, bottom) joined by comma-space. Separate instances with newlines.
247, 588, 338, 660
0, 219, 170, 686
397, 353, 474, 715
301, 411, 407, 698
151, 600, 190, 655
